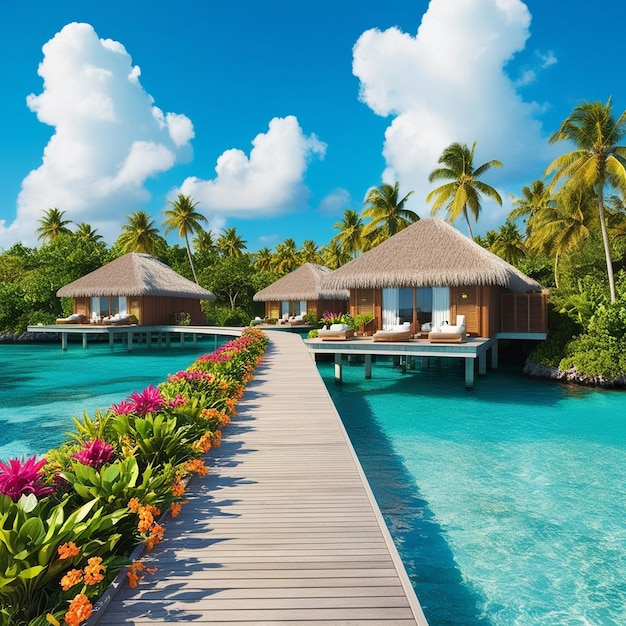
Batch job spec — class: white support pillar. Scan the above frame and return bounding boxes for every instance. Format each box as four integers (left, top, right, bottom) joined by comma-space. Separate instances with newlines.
180, 333, 185, 348
334, 352, 342, 382
61, 332, 67, 351
491, 340, 499, 369
82, 332, 88, 349
109, 332, 114, 349
193, 333, 198, 348
146, 332, 152, 349
127, 330, 133, 352
364, 354, 372, 379
464, 358, 474, 389
166, 333, 171, 348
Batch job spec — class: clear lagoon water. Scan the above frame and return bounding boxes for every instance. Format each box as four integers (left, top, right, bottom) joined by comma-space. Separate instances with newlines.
318, 356, 626, 626
0, 338, 226, 460
1, 342, 625, 624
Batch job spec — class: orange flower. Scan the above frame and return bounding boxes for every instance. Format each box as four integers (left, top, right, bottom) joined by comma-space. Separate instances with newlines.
127, 497, 140, 513
201, 408, 221, 420
218, 412, 231, 427
64, 593, 93, 626
57, 542, 80, 560
218, 379, 229, 392
145, 523, 165, 551
224, 398, 237, 415
83, 556, 106, 585
170, 501, 182, 518
127, 560, 157, 588
171, 480, 185, 497
185, 459, 208, 476
192, 433, 212, 453
60, 569, 83, 591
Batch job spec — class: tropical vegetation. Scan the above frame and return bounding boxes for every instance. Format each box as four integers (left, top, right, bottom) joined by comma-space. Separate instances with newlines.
0, 327, 269, 625
1, 99, 626, 381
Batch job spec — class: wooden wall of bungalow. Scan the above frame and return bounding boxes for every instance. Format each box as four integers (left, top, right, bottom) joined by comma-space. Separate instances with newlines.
348, 286, 547, 338
263, 298, 349, 320
71, 296, 206, 326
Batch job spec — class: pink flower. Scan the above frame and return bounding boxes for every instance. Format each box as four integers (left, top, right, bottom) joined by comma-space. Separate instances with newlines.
168, 394, 187, 408
72, 439, 114, 468
110, 399, 135, 415
0, 456, 55, 501
129, 385, 166, 415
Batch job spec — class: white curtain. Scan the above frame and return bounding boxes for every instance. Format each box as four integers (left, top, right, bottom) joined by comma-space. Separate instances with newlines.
432, 287, 450, 327
382, 288, 400, 329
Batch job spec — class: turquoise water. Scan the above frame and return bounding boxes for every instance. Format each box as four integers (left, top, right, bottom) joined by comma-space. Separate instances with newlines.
318, 357, 626, 626
2, 343, 625, 624
0, 338, 225, 460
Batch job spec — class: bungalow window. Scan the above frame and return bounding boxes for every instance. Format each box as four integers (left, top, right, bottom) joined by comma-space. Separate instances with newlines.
90, 296, 128, 320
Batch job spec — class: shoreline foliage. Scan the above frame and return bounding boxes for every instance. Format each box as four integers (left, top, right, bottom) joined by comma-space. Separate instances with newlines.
0, 327, 268, 626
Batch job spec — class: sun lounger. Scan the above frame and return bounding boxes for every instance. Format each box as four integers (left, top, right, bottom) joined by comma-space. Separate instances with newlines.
318, 323, 355, 341
373, 322, 413, 342
428, 315, 467, 343
102, 313, 131, 325
56, 313, 87, 324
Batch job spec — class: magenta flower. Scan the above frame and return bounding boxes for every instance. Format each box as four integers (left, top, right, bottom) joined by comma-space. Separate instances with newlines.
0, 455, 55, 501
168, 394, 187, 408
129, 385, 166, 415
110, 399, 135, 415
72, 439, 114, 468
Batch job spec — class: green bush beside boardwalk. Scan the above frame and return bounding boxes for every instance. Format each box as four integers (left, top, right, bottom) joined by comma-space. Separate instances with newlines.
0, 327, 269, 626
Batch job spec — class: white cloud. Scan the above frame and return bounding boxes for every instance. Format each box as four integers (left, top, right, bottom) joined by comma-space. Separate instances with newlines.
352, 0, 556, 233
177, 115, 326, 218
5, 22, 193, 245
318, 188, 352, 216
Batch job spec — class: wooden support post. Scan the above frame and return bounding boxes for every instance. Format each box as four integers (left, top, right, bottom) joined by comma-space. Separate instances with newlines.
180, 333, 185, 348
146, 332, 152, 349
465, 358, 474, 389
166, 333, 171, 348
127, 330, 133, 352
61, 332, 67, 351
334, 352, 342, 382
109, 332, 114, 349
193, 333, 198, 348
479, 350, 486, 375
491, 340, 499, 369
364, 354, 372, 379
82, 332, 88, 349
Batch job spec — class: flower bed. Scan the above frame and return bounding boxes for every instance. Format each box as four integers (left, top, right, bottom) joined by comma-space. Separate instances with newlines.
0, 327, 269, 626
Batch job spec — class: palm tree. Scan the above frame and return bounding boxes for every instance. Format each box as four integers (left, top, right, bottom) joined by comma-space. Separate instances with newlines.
528, 187, 592, 288
117, 211, 165, 255
545, 98, 626, 302
74, 223, 102, 243
361, 182, 417, 245
489, 220, 527, 265
321, 240, 350, 270
273, 238, 300, 274
509, 180, 555, 237
253, 246, 274, 272
193, 229, 216, 254
427, 141, 503, 239
299, 240, 323, 265
332, 209, 366, 259
163, 194, 207, 283
217, 227, 247, 257
35, 208, 72, 242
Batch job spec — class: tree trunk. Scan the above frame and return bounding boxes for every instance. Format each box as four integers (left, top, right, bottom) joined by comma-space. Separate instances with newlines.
598, 195, 616, 302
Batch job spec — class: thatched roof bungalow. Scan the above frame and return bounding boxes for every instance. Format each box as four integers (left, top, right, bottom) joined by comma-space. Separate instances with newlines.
322, 218, 546, 338
253, 263, 349, 321
57, 253, 215, 325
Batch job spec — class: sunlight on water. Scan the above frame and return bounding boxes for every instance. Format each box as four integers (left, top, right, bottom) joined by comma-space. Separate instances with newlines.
0, 338, 226, 460
319, 356, 626, 626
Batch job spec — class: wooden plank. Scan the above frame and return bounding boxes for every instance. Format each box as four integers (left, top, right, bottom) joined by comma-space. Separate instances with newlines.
93, 331, 428, 625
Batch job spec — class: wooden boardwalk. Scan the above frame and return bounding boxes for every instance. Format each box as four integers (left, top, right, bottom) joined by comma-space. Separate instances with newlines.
93, 331, 427, 625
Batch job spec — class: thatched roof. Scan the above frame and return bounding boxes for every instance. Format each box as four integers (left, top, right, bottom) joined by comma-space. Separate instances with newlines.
57, 253, 216, 300
253, 263, 350, 302
322, 218, 542, 293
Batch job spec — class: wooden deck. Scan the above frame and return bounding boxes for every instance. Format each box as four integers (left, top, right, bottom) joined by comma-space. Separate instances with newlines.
92, 331, 427, 625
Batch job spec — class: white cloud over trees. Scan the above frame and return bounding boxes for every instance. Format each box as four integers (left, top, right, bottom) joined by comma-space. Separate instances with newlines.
6, 22, 194, 245
352, 0, 556, 230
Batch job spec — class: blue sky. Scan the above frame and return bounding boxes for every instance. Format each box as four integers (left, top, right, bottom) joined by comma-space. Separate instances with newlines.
1, 0, 624, 253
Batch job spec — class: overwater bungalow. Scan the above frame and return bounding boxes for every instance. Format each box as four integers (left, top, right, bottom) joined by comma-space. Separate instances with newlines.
253, 262, 349, 322
56, 252, 215, 326
321, 217, 547, 339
